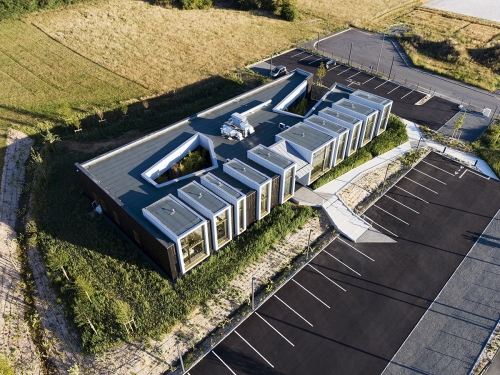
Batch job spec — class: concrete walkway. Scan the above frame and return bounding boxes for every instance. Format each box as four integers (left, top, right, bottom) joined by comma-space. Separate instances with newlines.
0, 129, 41, 374
315, 120, 498, 197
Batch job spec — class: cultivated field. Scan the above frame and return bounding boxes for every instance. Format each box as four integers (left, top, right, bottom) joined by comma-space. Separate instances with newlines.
368, 7, 500, 91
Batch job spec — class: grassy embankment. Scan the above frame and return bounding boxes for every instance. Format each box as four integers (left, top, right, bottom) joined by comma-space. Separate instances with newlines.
473, 119, 500, 178
366, 6, 500, 92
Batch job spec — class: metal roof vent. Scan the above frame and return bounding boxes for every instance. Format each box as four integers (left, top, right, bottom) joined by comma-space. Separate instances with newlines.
243, 167, 246, 171
302, 133, 305, 137
218, 182, 222, 187
351, 104, 355, 108
198, 192, 203, 199
267, 152, 271, 157
170, 208, 175, 216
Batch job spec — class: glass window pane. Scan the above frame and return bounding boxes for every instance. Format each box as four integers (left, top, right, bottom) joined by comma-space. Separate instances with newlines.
180, 226, 206, 267
260, 184, 269, 218
238, 200, 244, 231
337, 134, 346, 162
216, 210, 229, 246
283, 168, 294, 198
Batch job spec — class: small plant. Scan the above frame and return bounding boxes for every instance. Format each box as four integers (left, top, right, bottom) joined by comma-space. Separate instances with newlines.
453, 110, 466, 139
287, 97, 308, 116
96, 109, 105, 122
316, 62, 326, 86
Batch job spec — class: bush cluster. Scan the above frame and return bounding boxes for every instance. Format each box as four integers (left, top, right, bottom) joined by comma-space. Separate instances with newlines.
287, 96, 308, 116
311, 114, 409, 189
32, 146, 313, 353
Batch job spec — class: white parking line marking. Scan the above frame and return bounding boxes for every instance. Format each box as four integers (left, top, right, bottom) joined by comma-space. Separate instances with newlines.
274, 295, 313, 327
459, 169, 490, 180
347, 71, 361, 79
328, 65, 340, 71
374, 205, 409, 225
384, 195, 419, 214
394, 185, 429, 204
413, 168, 446, 185
308, 264, 347, 291
291, 51, 305, 58
298, 54, 312, 62
309, 57, 323, 65
404, 177, 438, 194
292, 280, 330, 308
255, 312, 294, 347
374, 81, 387, 89
387, 85, 399, 94
400, 89, 414, 99
337, 237, 375, 261
213, 351, 237, 375
363, 215, 398, 237
323, 250, 361, 276
363, 76, 375, 84
234, 331, 274, 368
338, 67, 351, 75
421, 160, 455, 176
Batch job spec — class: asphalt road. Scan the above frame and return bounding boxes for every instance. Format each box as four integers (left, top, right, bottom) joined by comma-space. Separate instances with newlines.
308, 29, 500, 112
185, 152, 500, 375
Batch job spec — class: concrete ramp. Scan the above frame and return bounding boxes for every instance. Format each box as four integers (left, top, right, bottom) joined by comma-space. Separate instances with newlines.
322, 195, 371, 242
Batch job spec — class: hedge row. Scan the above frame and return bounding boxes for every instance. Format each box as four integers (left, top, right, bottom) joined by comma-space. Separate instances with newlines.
311, 114, 409, 189
32, 148, 313, 353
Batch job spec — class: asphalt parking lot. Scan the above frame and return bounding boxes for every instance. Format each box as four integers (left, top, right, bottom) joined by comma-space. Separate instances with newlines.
258, 49, 459, 131
185, 152, 500, 375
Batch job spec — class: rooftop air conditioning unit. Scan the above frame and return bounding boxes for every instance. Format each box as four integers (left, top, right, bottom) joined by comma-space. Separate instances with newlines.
227, 113, 255, 137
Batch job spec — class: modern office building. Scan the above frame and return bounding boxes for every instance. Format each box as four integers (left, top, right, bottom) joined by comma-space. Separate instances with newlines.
349, 90, 392, 135
76, 70, 392, 280
331, 98, 379, 148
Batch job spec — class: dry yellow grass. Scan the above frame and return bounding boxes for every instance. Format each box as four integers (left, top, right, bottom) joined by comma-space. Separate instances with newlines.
26, 0, 324, 93
367, 7, 500, 91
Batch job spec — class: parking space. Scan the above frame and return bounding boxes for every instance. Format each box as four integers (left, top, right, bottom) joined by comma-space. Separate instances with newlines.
256, 48, 460, 131
187, 152, 500, 375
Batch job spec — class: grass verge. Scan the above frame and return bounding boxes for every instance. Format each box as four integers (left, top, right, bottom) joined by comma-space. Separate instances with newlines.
473, 119, 500, 178
311, 114, 409, 189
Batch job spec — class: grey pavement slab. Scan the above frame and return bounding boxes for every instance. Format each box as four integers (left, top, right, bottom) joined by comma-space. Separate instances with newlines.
438, 110, 492, 142
382, 209, 500, 375
425, 0, 500, 23
356, 227, 397, 243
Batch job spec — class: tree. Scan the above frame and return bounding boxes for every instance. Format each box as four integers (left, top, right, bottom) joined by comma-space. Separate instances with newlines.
316, 62, 326, 86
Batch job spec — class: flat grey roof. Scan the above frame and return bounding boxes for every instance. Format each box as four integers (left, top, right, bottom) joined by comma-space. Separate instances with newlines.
179, 181, 227, 214
203, 173, 245, 199
144, 194, 203, 237
226, 159, 269, 185
306, 115, 348, 135
249, 145, 294, 170
351, 90, 391, 105
334, 98, 377, 117
320, 107, 360, 125
82, 73, 303, 216
278, 122, 333, 151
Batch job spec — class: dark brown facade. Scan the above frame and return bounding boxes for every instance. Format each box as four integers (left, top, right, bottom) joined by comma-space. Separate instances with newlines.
76, 163, 180, 279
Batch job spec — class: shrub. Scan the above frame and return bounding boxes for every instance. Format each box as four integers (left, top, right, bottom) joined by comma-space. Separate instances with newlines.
311, 114, 409, 189
311, 148, 373, 189
0, 355, 14, 375
280, 1, 298, 21
178, 0, 212, 9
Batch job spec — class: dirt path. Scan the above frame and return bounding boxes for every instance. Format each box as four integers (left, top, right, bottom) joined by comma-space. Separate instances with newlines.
0, 129, 41, 374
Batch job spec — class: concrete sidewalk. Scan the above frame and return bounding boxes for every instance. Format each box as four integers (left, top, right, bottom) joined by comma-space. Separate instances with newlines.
315, 120, 498, 196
